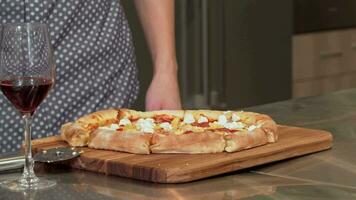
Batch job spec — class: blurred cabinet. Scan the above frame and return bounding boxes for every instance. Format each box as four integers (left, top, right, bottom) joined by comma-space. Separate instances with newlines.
293, 28, 356, 97
177, 0, 292, 109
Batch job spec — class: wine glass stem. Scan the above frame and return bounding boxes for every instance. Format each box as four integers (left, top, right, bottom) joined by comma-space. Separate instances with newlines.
21, 113, 39, 185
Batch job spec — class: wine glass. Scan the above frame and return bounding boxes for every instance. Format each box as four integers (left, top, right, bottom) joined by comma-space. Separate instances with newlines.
0, 23, 56, 191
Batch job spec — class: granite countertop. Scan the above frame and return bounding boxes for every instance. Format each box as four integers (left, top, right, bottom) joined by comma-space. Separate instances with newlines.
1, 89, 356, 199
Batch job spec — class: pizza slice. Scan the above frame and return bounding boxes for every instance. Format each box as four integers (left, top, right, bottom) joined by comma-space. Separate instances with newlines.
220, 112, 278, 152
87, 109, 186, 154
150, 110, 278, 153
61, 109, 119, 146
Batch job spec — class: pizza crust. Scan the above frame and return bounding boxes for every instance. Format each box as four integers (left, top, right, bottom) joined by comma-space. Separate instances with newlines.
246, 112, 278, 142
61, 109, 119, 147
76, 109, 119, 128
151, 131, 225, 154
224, 129, 269, 152
88, 129, 152, 154
60, 122, 91, 147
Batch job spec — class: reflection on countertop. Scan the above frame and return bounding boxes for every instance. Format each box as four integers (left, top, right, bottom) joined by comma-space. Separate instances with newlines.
2, 88, 356, 199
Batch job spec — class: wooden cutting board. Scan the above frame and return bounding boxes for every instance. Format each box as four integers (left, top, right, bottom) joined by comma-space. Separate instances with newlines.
31, 125, 333, 183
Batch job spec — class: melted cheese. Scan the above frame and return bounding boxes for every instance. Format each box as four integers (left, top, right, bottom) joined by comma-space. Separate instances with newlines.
183, 113, 195, 124
224, 122, 245, 130
98, 123, 120, 131
136, 118, 155, 133
160, 122, 173, 131
119, 118, 131, 126
217, 115, 228, 126
209, 122, 224, 129
98, 126, 115, 131
171, 117, 180, 129
248, 125, 257, 132
232, 113, 240, 122
198, 116, 208, 123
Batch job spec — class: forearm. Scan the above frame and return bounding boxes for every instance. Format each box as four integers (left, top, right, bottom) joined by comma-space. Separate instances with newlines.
134, 0, 177, 74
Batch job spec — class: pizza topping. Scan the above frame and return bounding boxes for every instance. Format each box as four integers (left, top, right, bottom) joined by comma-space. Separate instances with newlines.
183, 113, 195, 124
192, 122, 210, 127
171, 117, 181, 129
198, 116, 208, 123
217, 115, 228, 126
212, 128, 237, 133
159, 122, 173, 131
118, 118, 131, 126
87, 124, 99, 130
153, 114, 174, 123
232, 113, 240, 122
223, 111, 231, 115
98, 123, 120, 131
248, 125, 258, 132
174, 129, 185, 135
136, 118, 155, 133
109, 124, 120, 129
209, 122, 224, 129
98, 126, 115, 131
224, 122, 245, 130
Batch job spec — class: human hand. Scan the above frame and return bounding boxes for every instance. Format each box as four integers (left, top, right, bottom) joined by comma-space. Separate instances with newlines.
145, 67, 182, 111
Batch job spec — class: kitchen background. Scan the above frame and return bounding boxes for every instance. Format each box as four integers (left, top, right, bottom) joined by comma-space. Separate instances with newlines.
122, 0, 356, 110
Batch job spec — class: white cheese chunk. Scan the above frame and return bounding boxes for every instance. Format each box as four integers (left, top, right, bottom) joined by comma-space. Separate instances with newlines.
224, 122, 245, 130
236, 122, 245, 129
142, 127, 154, 133
198, 116, 208, 123
183, 113, 195, 124
223, 111, 231, 115
109, 124, 120, 129
98, 126, 116, 131
218, 115, 228, 126
98, 123, 121, 131
160, 122, 173, 131
224, 122, 236, 130
119, 118, 131, 126
248, 125, 258, 132
232, 113, 240, 122
136, 118, 155, 133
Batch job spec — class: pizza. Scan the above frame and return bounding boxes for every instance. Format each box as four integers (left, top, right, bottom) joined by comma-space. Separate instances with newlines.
60, 109, 278, 154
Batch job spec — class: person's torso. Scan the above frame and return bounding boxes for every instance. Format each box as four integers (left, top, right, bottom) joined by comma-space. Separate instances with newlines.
0, 0, 139, 153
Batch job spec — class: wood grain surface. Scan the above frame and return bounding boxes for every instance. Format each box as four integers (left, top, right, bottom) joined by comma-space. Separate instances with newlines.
32, 125, 333, 183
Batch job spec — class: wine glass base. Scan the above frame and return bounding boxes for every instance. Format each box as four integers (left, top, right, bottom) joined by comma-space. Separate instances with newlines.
0, 177, 56, 192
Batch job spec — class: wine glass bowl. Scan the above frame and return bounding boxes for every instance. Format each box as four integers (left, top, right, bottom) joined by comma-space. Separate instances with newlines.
0, 23, 56, 191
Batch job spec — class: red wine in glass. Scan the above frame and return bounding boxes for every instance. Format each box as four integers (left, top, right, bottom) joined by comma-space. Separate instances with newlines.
0, 77, 53, 115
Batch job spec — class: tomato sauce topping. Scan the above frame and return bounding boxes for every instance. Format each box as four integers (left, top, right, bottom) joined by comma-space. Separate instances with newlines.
130, 117, 139, 122
87, 124, 99, 130
192, 122, 210, 127
211, 128, 237, 133
104, 119, 118, 126
153, 114, 174, 123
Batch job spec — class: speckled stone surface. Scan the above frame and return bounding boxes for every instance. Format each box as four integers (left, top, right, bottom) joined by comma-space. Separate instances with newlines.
2, 89, 356, 199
